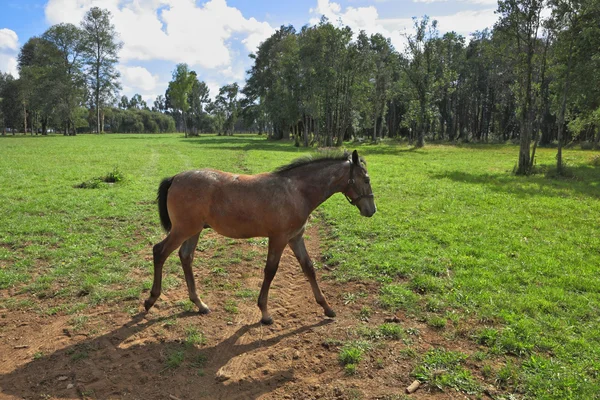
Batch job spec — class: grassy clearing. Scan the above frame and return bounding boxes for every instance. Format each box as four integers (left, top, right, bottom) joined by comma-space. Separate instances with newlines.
0, 134, 599, 397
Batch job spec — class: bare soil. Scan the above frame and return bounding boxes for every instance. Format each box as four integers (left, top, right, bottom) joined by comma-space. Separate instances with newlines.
0, 224, 485, 400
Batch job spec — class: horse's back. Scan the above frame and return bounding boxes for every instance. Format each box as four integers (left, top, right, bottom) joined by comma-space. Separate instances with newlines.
167, 169, 307, 239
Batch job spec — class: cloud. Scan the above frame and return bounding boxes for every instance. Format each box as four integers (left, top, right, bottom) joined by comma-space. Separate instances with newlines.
119, 65, 159, 92
117, 65, 166, 103
0, 28, 19, 76
44, 0, 275, 70
0, 28, 19, 51
0, 55, 18, 77
309, 0, 498, 51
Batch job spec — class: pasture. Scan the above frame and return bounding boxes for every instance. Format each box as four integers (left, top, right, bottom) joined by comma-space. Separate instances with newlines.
0, 134, 599, 399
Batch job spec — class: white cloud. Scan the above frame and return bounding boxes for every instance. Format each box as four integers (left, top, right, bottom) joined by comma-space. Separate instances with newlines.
119, 65, 159, 92
0, 55, 18, 77
45, 0, 275, 69
0, 28, 19, 51
309, 0, 499, 51
0, 28, 19, 76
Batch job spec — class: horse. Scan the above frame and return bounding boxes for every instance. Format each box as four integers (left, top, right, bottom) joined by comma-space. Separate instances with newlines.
144, 149, 376, 325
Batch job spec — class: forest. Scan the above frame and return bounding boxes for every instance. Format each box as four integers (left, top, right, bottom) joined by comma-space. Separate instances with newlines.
1, 1, 599, 174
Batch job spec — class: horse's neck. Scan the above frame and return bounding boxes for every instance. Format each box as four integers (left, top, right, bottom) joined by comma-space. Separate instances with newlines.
292, 161, 350, 210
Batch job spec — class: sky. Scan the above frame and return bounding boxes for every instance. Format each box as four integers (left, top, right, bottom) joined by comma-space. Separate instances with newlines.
0, 0, 500, 104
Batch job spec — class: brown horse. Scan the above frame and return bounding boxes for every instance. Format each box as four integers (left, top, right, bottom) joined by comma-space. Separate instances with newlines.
144, 150, 376, 324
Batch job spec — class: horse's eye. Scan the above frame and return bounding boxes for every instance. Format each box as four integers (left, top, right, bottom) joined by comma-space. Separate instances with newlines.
365, 177, 370, 184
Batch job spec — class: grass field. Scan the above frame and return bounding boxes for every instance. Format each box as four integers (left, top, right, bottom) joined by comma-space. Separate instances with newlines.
1, 133, 599, 398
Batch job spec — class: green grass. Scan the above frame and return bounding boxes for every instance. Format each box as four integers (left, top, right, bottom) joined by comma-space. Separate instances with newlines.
1, 134, 599, 397
413, 348, 480, 394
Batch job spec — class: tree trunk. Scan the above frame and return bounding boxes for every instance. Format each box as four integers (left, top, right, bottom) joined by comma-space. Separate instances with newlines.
557, 37, 574, 174
23, 103, 27, 135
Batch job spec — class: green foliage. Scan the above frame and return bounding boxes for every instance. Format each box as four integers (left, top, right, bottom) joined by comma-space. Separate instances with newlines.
379, 284, 419, 311
413, 348, 479, 394
339, 345, 364, 366
1, 135, 600, 397
105, 107, 175, 133
164, 349, 185, 369
185, 326, 206, 347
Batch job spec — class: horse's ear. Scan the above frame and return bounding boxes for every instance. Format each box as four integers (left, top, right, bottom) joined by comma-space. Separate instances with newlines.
352, 150, 359, 164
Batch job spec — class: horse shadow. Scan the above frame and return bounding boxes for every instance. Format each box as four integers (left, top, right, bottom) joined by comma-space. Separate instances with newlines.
0, 312, 332, 399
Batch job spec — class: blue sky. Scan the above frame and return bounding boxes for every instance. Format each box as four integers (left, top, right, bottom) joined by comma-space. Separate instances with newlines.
0, 0, 499, 104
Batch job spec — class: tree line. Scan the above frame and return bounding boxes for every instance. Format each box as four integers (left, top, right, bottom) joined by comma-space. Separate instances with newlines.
1, 1, 599, 174
240, 0, 600, 174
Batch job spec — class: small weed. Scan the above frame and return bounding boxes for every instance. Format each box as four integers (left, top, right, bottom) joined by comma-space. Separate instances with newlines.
482, 364, 493, 379
33, 351, 44, 359
211, 267, 228, 277
234, 289, 258, 300
410, 274, 445, 294
406, 327, 420, 337
378, 323, 404, 340
496, 360, 519, 389
322, 338, 343, 349
339, 344, 365, 365
70, 350, 88, 361
191, 353, 208, 368
376, 358, 385, 369
343, 292, 358, 305
358, 306, 372, 321
223, 299, 238, 314
69, 315, 89, 331
102, 167, 124, 183
185, 326, 206, 346
471, 351, 487, 361
379, 284, 419, 311
413, 348, 479, 394
398, 347, 417, 359
164, 349, 185, 370
176, 300, 195, 313
74, 178, 102, 189
344, 363, 358, 375
474, 327, 499, 346
162, 318, 177, 328
427, 316, 447, 329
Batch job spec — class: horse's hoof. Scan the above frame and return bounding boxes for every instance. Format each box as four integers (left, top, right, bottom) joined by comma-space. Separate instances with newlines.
325, 309, 336, 318
261, 316, 274, 325
198, 307, 211, 315
144, 299, 154, 312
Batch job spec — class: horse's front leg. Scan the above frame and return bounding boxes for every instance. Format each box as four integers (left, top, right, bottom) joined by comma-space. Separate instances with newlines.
289, 233, 335, 318
257, 237, 286, 325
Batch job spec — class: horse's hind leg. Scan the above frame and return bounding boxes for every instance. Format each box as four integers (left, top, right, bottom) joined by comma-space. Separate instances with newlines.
288, 234, 336, 318
178, 232, 210, 314
257, 237, 286, 325
144, 231, 187, 312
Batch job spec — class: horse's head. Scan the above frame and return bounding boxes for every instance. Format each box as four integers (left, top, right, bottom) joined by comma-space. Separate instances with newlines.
344, 150, 376, 217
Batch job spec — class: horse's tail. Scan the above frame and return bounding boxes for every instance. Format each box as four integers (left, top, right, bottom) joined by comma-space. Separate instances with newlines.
157, 176, 174, 232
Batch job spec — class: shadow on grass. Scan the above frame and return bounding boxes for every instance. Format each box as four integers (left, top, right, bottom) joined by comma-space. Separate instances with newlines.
430, 165, 599, 199
181, 135, 434, 157
0, 312, 333, 399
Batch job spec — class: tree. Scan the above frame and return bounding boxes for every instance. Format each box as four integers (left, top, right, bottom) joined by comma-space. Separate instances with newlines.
42, 23, 86, 135
187, 74, 211, 135
81, 7, 122, 134
496, 0, 546, 174
153, 95, 166, 113
548, 0, 600, 171
0, 73, 22, 134
214, 83, 240, 136
166, 63, 196, 137
401, 16, 440, 147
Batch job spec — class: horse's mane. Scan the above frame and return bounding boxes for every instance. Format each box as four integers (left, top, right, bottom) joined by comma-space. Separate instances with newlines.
272, 151, 350, 175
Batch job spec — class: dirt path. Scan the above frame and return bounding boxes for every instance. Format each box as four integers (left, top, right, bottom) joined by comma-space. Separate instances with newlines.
0, 223, 481, 400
